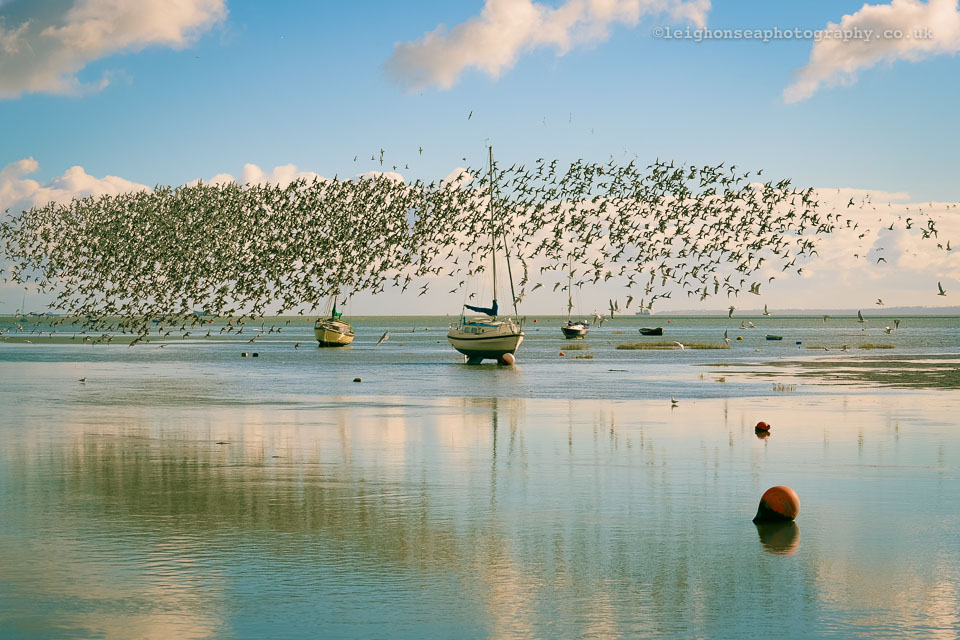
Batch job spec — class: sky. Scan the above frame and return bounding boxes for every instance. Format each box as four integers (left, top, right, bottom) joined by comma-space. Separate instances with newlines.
1, 0, 959, 315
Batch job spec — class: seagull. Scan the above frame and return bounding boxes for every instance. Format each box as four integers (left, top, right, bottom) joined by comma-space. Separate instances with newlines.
728, 305, 735, 319
376, 330, 389, 346
857, 310, 866, 323
723, 329, 730, 346
671, 397, 678, 407
876, 298, 884, 306
673, 341, 685, 351
763, 304, 770, 316
78, 377, 87, 383
938, 281, 947, 296
894, 319, 900, 329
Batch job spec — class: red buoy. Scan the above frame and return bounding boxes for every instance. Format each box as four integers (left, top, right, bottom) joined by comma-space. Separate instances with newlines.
755, 421, 771, 432
752, 486, 800, 523
559, 351, 566, 357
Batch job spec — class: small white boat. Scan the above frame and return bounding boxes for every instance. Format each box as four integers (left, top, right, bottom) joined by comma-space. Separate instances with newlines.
561, 320, 589, 339
560, 258, 590, 339
448, 315, 524, 364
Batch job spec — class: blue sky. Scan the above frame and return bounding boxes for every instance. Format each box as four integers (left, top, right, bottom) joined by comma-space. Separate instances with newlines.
2, 0, 957, 198
1, 0, 959, 313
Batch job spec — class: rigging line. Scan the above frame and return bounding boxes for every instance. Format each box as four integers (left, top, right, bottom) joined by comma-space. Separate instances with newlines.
490, 153, 519, 319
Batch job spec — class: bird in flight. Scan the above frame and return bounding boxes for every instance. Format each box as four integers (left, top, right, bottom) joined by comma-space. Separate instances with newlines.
377, 330, 389, 346
673, 341, 685, 351
938, 282, 947, 296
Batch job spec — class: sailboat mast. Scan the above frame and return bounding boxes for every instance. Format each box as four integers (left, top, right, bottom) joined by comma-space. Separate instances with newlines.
488, 146, 497, 303
567, 258, 572, 321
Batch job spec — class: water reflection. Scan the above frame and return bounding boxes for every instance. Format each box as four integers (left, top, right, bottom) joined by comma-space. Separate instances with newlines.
0, 391, 958, 638
755, 522, 800, 555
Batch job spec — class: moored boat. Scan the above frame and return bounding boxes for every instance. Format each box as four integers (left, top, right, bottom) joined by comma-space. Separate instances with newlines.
447, 147, 524, 364
639, 327, 664, 336
561, 320, 589, 339
314, 297, 354, 346
448, 313, 524, 364
765, 334, 783, 341
560, 258, 590, 339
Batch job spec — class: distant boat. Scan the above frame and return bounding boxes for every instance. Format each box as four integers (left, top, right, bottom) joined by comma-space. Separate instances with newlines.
447, 147, 524, 364
639, 327, 664, 336
765, 335, 783, 341
561, 320, 589, 339
314, 296, 354, 346
560, 257, 589, 339
634, 309, 652, 315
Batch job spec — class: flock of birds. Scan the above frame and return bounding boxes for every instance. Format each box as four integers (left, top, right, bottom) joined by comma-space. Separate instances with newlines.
0, 155, 949, 342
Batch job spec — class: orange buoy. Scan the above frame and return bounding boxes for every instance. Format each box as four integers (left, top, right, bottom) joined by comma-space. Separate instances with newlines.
755, 421, 771, 431
559, 351, 566, 356
501, 353, 516, 366
753, 486, 800, 523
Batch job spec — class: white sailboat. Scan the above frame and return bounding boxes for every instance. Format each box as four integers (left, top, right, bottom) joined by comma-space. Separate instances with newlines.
560, 258, 589, 339
447, 147, 524, 364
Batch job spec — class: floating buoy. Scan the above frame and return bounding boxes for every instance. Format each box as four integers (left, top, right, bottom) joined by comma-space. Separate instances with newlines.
755, 421, 771, 431
737, 336, 743, 340
353, 377, 362, 382
559, 351, 566, 357
752, 486, 800, 523
252, 353, 259, 357
501, 352, 516, 365
241, 352, 248, 357
533, 319, 537, 323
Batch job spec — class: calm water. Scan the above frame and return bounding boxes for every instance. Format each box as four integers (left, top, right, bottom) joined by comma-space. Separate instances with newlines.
1, 315, 958, 638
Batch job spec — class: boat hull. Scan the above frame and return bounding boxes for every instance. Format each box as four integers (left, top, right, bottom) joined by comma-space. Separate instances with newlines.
314, 320, 355, 347
561, 324, 588, 339
447, 331, 524, 362
639, 327, 664, 336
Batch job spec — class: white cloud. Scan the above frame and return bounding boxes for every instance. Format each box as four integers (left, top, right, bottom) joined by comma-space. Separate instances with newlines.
187, 163, 328, 188
0, 0, 226, 99
385, 0, 710, 90
784, 0, 960, 103
0, 157, 149, 216
355, 170, 405, 183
